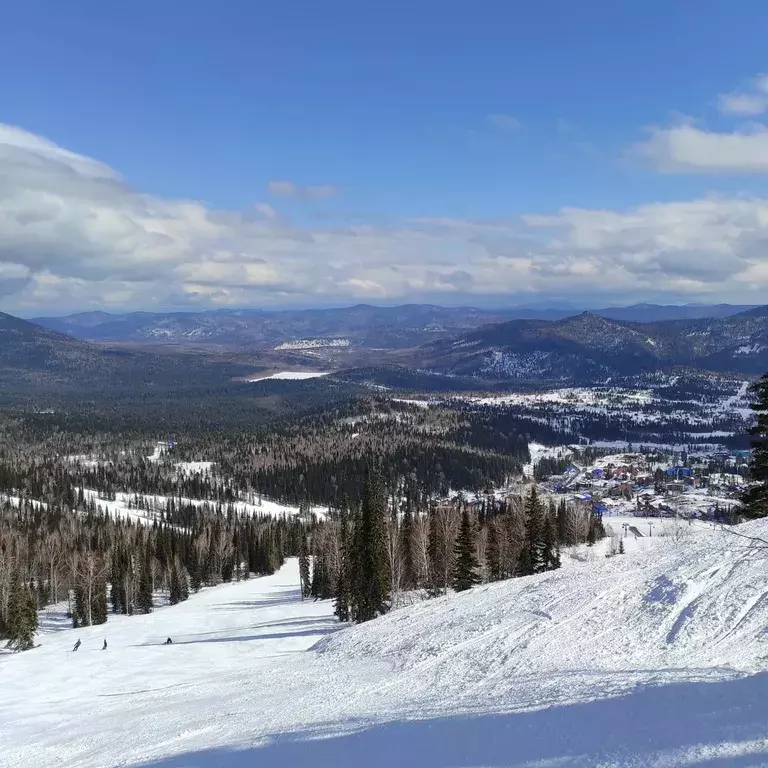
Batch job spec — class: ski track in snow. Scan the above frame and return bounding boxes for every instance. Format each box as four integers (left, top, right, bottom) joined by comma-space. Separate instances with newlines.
6, 522, 768, 766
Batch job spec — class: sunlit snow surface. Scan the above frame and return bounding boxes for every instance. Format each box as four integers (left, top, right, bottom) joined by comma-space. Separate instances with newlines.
5, 522, 768, 767
248, 371, 331, 381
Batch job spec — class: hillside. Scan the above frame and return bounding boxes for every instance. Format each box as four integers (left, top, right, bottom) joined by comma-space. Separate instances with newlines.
4, 519, 768, 767
595, 303, 758, 323
419, 307, 768, 383
0, 311, 123, 390
0, 312, 251, 394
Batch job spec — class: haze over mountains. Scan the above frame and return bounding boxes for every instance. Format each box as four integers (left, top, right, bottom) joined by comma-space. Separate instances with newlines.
31, 303, 759, 348
3, 302, 768, 393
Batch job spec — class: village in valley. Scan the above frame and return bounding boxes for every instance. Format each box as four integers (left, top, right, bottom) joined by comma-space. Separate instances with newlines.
513, 443, 748, 549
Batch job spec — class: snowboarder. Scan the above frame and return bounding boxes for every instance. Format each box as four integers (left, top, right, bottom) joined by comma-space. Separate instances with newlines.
72, 639, 81, 652
101, 639, 107, 650
165, 637, 172, 645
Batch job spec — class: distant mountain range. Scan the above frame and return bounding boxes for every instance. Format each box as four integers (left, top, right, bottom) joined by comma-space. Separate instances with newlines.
415, 306, 768, 383
5, 303, 768, 394
31, 303, 759, 349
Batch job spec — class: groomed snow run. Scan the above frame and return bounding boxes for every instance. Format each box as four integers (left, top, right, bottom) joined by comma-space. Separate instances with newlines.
6, 521, 768, 766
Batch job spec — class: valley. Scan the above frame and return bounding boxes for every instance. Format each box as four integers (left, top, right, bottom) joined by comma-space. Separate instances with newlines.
1, 301, 766, 767
9, 16, 768, 765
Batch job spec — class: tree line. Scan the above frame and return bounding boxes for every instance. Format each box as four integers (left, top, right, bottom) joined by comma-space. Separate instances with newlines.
0, 495, 305, 651
304, 465, 604, 624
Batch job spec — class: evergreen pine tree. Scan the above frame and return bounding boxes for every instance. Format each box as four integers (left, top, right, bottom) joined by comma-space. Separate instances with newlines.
486, 520, 504, 582
91, 580, 108, 625
5, 571, 38, 651
168, 557, 189, 605
310, 550, 326, 599
557, 499, 568, 545
334, 510, 351, 622
352, 463, 390, 622
542, 513, 561, 571
136, 551, 154, 614
744, 372, 768, 518
298, 534, 311, 598
73, 586, 88, 628
522, 487, 546, 575
452, 508, 480, 592
427, 504, 445, 596
189, 552, 202, 593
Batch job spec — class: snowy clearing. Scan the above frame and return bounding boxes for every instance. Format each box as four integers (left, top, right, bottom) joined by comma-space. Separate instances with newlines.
80, 488, 328, 524
5, 520, 768, 766
274, 339, 350, 350
247, 371, 331, 382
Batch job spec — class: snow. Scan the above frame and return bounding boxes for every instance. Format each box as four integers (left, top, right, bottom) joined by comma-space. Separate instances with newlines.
6, 520, 768, 766
274, 338, 350, 350
174, 461, 214, 475
523, 441, 573, 478
65, 454, 99, 467
80, 488, 329, 524
146, 442, 168, 462
248, 371, 331, 381
469, 387, 654, 408
392, 398, 434, 409
601, 514, 717, 554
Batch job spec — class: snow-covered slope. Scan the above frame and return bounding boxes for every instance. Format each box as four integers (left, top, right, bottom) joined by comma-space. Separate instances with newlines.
5, 522, 768, 767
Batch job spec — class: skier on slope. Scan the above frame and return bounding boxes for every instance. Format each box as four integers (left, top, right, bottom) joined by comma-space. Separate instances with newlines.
73, 639, 81, 652
102, 639, 107, 650
165, 637, 173, 645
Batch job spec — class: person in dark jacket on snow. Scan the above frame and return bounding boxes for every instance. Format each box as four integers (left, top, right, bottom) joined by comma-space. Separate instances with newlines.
165, 637, 173, 645
102, 639, 107, 650
73, 639, 81, 652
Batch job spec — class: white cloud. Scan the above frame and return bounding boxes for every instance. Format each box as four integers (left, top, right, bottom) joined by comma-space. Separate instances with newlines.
632, 123, 768, 173
485, 114, 522, 132
717, 74, 768, 115
253, 202, 278, 219
4, 124, 768, 313
631, 75, 768, 173
267, 180, 338, 199
718, 92, 768, 116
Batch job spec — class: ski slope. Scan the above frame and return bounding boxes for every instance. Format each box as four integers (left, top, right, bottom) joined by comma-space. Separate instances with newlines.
79, 488, 329, 525
5, 522, 768, 767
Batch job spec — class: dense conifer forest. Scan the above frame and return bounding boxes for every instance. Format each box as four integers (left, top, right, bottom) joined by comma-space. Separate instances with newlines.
0, 387, 607, 650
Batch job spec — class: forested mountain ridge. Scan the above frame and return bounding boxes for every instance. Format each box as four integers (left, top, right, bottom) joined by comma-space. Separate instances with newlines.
0, 312, 251, 393
30, 303, 757, 349
31, 305, 516, 349
415, 306, 768, 382
7, 305, 768, 393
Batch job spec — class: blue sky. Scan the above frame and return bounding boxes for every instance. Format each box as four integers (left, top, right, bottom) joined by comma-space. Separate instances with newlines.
3, 1, 768, 313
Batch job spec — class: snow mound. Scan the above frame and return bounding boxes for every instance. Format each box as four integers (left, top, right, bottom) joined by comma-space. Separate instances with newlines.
318, 520, 768, 683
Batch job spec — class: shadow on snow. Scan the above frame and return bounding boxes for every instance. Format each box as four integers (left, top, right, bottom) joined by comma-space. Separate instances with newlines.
134, 616, 342, 647
131, 672, 768, 768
